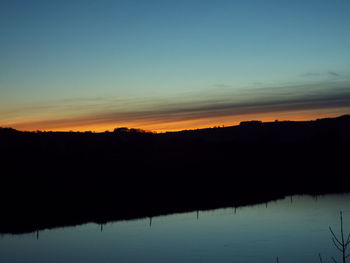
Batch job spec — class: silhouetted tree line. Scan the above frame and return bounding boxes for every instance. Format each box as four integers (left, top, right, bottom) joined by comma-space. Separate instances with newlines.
0, 115, 349, 234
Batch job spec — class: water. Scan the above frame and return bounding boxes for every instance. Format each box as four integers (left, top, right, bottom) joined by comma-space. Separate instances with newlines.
1, 193, 350, 263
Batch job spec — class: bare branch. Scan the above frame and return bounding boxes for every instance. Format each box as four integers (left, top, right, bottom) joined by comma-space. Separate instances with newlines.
340, 211, 345, 247
319, 253, 324, 263
332, 256, 338, 263
346, 233, 350, 246
333, 237, 343, 252
328, 211, 350, 263
330, 226, 343, 246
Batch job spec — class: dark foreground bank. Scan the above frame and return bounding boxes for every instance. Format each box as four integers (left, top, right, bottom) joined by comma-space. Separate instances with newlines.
0, 115, 349, 234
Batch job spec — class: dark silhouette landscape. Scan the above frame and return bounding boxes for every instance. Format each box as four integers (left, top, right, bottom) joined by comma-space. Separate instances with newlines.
1, 115, 349, 234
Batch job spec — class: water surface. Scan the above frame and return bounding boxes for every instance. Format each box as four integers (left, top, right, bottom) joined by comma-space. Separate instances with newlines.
1, 193, 350, 263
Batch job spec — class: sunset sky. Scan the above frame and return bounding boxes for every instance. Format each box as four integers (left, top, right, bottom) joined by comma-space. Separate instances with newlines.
1, 0, 350, 132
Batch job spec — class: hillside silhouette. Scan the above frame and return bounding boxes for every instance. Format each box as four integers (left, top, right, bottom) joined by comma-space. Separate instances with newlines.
1, 115, 349, 234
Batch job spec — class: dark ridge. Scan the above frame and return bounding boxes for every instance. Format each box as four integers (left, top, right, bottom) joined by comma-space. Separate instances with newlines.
1, 115, 349, 234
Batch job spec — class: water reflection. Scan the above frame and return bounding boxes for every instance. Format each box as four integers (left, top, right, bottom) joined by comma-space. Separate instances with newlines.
1, 193, 350, 263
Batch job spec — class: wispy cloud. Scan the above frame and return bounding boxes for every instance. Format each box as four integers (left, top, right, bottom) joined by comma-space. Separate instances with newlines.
301, 71, 340, 78
301, 72, 321, 77
5, 79, 350, 131
328, 71, 340, 77
212, 84, 232, 88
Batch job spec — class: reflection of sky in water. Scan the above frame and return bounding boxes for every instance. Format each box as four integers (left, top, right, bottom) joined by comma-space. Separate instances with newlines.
1, 193, 350, 263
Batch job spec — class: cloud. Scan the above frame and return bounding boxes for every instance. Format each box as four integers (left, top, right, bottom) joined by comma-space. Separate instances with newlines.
328, 71, 340, 77
301, 71, 340, 78
301, 72, 321, 77
212, 84, 232, 88
6, 80, 350, 131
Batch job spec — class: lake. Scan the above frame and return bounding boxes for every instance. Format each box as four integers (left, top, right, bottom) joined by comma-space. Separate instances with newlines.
1, 193, 350, 263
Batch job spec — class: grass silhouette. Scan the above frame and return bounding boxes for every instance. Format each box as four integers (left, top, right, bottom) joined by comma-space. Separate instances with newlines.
277, 211, 350, 263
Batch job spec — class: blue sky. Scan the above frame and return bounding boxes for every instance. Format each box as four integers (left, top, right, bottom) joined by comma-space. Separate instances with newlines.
1, 0, 350, 131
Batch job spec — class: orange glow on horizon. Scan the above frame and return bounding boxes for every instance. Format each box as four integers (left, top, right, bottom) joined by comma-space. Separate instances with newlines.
4, 108, 349, 133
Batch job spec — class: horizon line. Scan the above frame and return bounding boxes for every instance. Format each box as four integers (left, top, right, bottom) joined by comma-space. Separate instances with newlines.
2, 114, 349, 134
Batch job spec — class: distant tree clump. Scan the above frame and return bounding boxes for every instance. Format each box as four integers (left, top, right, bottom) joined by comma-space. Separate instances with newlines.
239, 120, 262, 126
113, 127, 148, 133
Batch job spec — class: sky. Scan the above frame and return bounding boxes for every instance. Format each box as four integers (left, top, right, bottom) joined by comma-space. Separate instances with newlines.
1, 0, 350, 132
